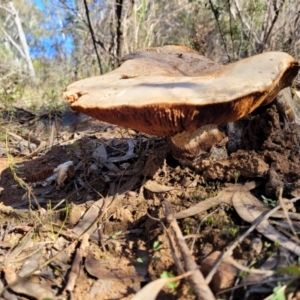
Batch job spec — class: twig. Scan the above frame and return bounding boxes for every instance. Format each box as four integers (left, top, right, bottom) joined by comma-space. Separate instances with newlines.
153, 213, 185, 274
163, 200, 216, 300
2, 194, 109, 293
232, 0, 261, 46
208, 0, 231, 62
25, 140, 47, 158
65, 233, 90, 293
83, 0, 103, 74
262, 0, 285, 51
190, 208, 219, 253
218, 275, 295, 295
277, 187, 300, 244
205, 196, 300, 285
1, 28, 25, 58
115, 0, 124, 60
226, 257, 274, 276
227, 0, 235, 59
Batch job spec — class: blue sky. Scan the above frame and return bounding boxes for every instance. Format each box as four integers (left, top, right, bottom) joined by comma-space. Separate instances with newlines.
29, 0, 74, 58
33, 0, 45, 10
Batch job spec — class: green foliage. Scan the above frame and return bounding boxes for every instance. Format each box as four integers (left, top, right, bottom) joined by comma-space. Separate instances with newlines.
270, 285, 286, 300
261, 195, 277, 208
112, 230, 123, 238
233, 171, 240, 184
153, 241, 162, 251
134, 0, 147, 24
0, 81, 23, 110
205, 215, 216, 226
160, 271, 176, 290
184, 226, 190, 235
278, 265, 300, 275
220, 224, 240, 239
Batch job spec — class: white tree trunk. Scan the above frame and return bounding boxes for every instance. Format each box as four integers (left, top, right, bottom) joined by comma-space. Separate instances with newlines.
7, 1, 36, 78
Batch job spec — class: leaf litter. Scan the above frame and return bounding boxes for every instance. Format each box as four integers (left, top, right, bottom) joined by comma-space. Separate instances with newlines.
1, 103, 300, 299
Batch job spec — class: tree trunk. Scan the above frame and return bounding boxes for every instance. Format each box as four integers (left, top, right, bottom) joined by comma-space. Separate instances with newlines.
7, 1, 36, 78
115, 0, 123, 61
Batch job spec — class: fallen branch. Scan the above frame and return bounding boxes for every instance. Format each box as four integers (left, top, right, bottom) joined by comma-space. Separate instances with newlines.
163, 200, 216, 300
65, 233, 90, 293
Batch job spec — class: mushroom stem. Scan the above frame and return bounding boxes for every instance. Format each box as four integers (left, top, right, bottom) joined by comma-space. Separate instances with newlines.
166, 124, 228, 166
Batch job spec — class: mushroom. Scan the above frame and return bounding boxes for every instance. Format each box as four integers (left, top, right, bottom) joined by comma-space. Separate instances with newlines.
63, 46, 299, 168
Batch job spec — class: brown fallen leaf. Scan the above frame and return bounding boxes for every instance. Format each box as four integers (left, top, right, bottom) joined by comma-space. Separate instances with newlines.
85, 251, 145, 281
201, 251, 239, 292
174, 183, 249, 219
144, 180, 178, 193
0, 202, 14, 214
72, 196, 118, 238
176, 182, 300, 256
175, 183, 300, 221
243, 246, 292, 286
232, 185, 300, 256
65, 233, 90, 292
18, 251, 42, 277
4, 265, 54, 300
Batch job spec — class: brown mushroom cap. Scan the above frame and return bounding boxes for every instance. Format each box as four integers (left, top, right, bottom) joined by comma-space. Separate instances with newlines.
119, 45, 220, 77
63, 47, 299, 136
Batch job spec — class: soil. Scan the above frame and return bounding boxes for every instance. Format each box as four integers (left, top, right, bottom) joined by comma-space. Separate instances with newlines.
195, 104, 300, 187
1, 104, 300, 299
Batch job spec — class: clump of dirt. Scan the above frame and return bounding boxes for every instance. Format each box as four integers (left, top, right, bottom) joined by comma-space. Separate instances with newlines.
199, 150, 268, 180
243, 105, 300, 183
195, 104, 300, 186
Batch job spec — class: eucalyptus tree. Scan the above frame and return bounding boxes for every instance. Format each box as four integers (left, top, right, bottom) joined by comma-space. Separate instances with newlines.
0, 1, 36, 79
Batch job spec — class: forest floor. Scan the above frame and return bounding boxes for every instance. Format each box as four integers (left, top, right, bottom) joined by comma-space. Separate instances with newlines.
1, 102, 300, 300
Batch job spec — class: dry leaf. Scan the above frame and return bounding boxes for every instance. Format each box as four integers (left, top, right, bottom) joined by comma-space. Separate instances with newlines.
54, 161, 74, 188
85, 251, 145, 281
108, 139, 137, 162
0, 202, 13, 214
201, 251, 239, 292
18, 251, 42, 277
72, 196, 116, 237
144, 180, 177, 193
232, 188, 300, 256
4, 265, 54, 300
92, 143, 107, 161
6, 230, 34, 264
176, 182, 300, 256
25, 161, 74, 188
174, 183, 246, 219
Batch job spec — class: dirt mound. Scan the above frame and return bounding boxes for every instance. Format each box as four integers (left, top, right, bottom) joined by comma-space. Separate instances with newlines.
243, 105, 300, 182
195, 104, 300, 187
